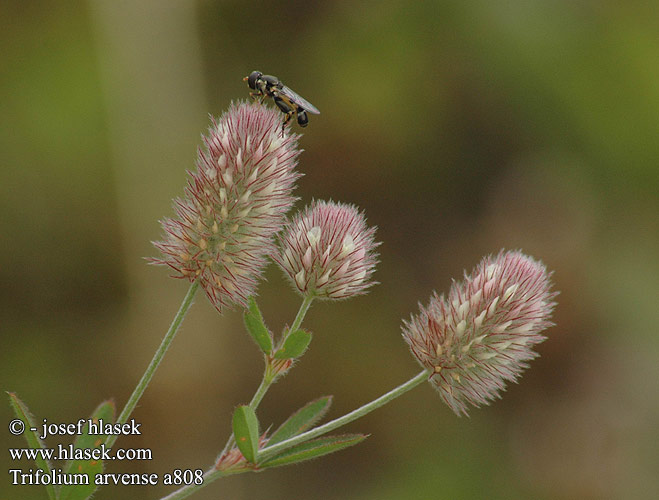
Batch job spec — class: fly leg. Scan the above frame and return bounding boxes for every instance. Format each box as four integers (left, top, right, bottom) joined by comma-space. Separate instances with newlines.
281, 111, 296, 136
273, 93, 295, 136
249, 91, 266, 103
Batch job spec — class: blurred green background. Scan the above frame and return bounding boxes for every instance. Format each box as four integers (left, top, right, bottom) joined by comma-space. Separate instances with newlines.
2, 1, 658, 499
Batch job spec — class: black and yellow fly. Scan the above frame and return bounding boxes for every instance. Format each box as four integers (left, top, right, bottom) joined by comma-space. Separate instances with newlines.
245, 71, 320, 131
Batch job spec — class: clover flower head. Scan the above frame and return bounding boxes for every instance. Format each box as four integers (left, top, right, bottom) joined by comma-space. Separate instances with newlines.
152, 101, 302, 311
402, 250, 557, 416
275, 200, 379, 299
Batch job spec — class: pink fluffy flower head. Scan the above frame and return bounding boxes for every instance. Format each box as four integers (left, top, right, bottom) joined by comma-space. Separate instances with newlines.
402, 250, 557, 416
152, 101, 301, 311
275, 200, 379, 299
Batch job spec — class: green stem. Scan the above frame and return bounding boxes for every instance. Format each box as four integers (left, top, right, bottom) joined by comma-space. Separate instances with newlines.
217, 295, 314, 459
159, 370, 429, 500
258, 369, 429, 462
165, 295, 315, 500
107, 280, 200, 448
252, 294, 314, 408
248, 372, 271, 409
289, 294, 314, 334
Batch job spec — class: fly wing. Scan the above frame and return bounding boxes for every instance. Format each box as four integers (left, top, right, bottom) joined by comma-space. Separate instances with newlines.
279, 85, 320, 114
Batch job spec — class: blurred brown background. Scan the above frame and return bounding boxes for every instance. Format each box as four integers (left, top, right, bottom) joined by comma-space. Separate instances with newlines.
2, 1, 658, 499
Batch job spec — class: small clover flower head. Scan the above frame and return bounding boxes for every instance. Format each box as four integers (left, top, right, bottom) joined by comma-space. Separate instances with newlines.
275, 200, 379, 299
402, 250, 557, 416
152, 101, 301, 311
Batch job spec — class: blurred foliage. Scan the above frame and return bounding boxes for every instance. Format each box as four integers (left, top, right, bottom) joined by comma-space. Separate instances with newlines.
1, 1, 657, 499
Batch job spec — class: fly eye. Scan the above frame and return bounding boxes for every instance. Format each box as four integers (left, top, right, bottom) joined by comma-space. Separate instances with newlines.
247, 71, 262, 89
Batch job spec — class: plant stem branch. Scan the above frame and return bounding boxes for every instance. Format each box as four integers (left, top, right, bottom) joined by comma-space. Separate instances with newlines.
217, 295, 314, 459
165, 295, 316, 500
160, 370, 429, 500
258, 369, 429, 462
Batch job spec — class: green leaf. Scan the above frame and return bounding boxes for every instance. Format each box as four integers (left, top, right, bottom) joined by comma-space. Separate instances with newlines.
59, 400, 116, 500
259, 434, 368, 468
232, 405, 260, 463
243, 296, 273, 354
7, 392, 57, 500
273, 329, 312, 359
268, 396, 333, 447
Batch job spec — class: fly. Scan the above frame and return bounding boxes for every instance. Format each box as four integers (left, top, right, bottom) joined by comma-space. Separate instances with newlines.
244, 71, 320, 132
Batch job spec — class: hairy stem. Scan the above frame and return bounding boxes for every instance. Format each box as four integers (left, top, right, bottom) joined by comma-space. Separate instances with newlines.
159, 369, 429, 500
217, 295, 315, 459
258, 370, 429, 462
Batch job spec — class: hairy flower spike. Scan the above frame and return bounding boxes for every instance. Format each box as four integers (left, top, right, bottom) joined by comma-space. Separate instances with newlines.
402, 250, 557, 416
152, 101, 302, 311
275, 200, 379, 299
